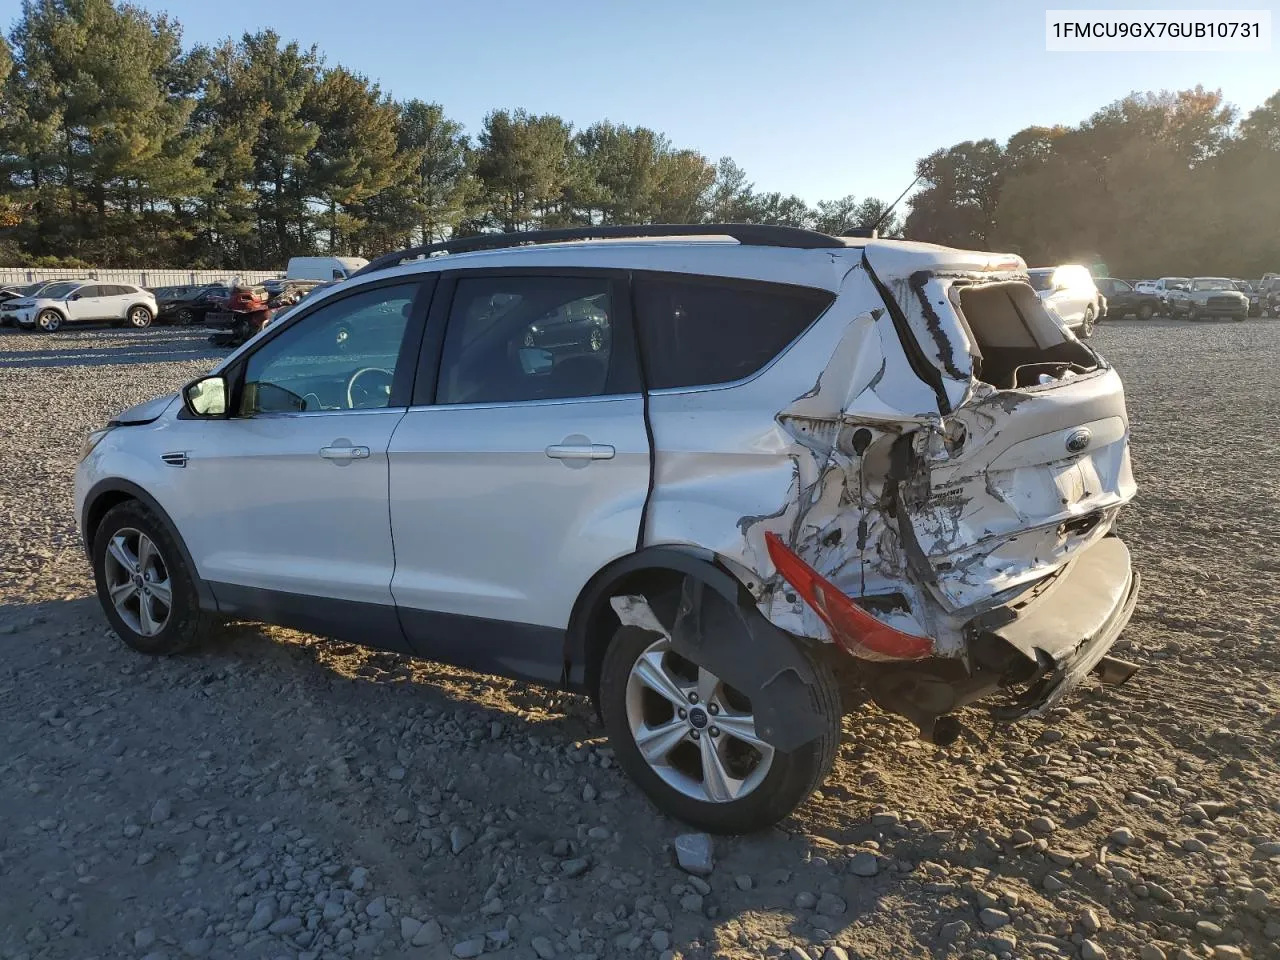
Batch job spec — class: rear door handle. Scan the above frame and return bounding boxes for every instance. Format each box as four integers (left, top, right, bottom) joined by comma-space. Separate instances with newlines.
319, 444, 370, 461
545, 443, 615, 461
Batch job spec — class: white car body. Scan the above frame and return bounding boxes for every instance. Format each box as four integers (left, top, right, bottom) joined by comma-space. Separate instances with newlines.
8, 280, 158, 331
1152, 276, 1190, 305
285, 256, 370, 283
75, 227, 1140, 828
1027, 265, 1102, 331
1134, 280, 1158, 295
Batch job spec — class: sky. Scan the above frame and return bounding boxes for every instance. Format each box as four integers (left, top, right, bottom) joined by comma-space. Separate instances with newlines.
7, 0, 1276, 205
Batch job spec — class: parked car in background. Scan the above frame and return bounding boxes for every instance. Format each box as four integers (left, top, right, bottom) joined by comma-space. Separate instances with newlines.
76, 224, 1140, 833
1259, 274, 1280, 318
1096, 277, 1160, 320
1166, 278, 1249, 321
1028, 264, 1102, 336
1231, 279, 1260, 317
1152, 277, 1189, 310
1, 280, 85, 323
7, 280, 157, 332
156, 283, 230, 326
285, 256, 369, 283
1134, 280, 1158, 295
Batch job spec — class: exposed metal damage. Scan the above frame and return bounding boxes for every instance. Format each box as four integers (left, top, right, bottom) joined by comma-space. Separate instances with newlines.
621, 242, 1138, 740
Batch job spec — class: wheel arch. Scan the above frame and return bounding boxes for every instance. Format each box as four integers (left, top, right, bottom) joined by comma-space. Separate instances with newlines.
82, 478, 217, 611
566, 545, 757, 700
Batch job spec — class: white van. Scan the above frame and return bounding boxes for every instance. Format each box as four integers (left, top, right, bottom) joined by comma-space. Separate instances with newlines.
285, 256, 370, 283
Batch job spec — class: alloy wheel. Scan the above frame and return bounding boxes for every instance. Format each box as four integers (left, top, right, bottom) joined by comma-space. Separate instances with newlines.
103, 527, 172, 637
129, 307, 152, 328
624, 637, 774, 803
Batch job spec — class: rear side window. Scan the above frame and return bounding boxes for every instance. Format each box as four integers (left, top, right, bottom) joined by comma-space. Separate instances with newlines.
633, 275, 833, 390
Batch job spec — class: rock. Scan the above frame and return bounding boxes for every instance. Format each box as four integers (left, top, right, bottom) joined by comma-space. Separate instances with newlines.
941, 920, 971, 940
1080, 908, 1101, 935
788, 948, 814, 960
680, 892, 704, 913
650, 931, 671, 951
479, 897, 503, 916
1009, 829, 1035, 845
393, 807, 412, 824
687, 875, 711, 895
268, 917, 302, 936
673, 833, 714, 876
824, 948, 850, 960
450, 826, 475, 855
366, 896, 386, 917
1251, 841, 1280, 860
1212, 947, 1243, 960
531, 935, 556, 960
1030, 816, 1057, 834
1195, 920, 1223, 939
401, 917, 423, 941
1110, 827, 1136, 846
135, 928, 157, 949
1138, 947, 1166, 960
349, 867, 369, 890
560, 857, 590, 878
582, 783, 597, 802
735, 874, 753, 891
979, 908, 1011, 930
150, 798, 172, 824
1043, 873, 1067, 892
453, 936, 486, 958
247, 903, 275, 932
1245, 888, 1271, 913
413, 920, 443, 947
184, 938, 211, 957
1081, 939, 1107, 960
1182, 837, 1208, 853
849, 852, 880, 877
794, 891, 817, 909
817, 893, 847, 916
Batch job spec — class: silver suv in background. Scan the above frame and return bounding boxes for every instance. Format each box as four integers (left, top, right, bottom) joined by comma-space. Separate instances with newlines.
1027, 264, 1102, 336
8, 280, 157, 332
75, 225, 1139, 833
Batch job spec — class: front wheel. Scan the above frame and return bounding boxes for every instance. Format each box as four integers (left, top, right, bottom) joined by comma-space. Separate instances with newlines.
1137, 303, 1154, 321
174, 307, 195, 326
127, 305, 154, 328
1079, 307, 1095, 338
600, 623, 841, 834
92, 501, 209, 655
36, 309, 63, 333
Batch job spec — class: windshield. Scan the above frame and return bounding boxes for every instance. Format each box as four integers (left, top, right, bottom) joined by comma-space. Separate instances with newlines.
39, 281, 81, 299
1233, 281, 1253, 293
1192, 278, 1233, 291
1028, 271, 1054, 292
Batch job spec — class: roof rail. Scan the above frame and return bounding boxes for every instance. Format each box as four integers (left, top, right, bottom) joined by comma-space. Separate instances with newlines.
353, 223, 846, 277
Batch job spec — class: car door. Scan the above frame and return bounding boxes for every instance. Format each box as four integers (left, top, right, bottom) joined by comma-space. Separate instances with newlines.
172, 278, 432, 650
387, 271, 650, 682
64, 284, 101, 322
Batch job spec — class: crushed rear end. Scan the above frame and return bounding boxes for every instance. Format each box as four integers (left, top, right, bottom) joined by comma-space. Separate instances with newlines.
754, 241, 1139, 740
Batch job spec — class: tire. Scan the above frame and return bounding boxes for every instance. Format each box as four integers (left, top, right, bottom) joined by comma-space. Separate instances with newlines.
599, 618, 841, 834
174, 307, 195, 326
1079, 307, 1095, 339
92, 500, 208, 656
1187, 306, 1199, 322
36, 309, 63, 333
1137, 303, 1154, 321
127, 305, 154, 329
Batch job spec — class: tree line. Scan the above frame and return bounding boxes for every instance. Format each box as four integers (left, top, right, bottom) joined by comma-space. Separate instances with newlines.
0, 0, 1276, 278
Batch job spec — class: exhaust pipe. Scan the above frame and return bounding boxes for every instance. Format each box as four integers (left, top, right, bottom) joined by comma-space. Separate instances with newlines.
1093, 656, 1139, 686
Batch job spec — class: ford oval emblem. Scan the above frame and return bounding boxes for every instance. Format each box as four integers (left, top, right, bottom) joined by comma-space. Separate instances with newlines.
1065, 428, 1092, 454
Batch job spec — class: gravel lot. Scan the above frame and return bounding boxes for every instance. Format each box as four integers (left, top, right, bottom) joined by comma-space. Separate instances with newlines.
1, 319, 1278, 960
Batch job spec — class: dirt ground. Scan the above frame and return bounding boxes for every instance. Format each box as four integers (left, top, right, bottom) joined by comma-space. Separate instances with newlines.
1, 318, 1277, 960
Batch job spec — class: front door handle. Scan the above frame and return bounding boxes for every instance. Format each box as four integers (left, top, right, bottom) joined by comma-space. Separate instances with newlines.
545, 443, 615, 461
319, 444, 370, 461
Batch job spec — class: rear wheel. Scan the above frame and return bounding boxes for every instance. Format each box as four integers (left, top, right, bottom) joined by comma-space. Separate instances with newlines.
92, 501, 208, 655
1187, 305, 1199, 322
600, 622, 841, 834
36, 309, 63, 333
174, 307, 195, 326
127, 305, 153, 329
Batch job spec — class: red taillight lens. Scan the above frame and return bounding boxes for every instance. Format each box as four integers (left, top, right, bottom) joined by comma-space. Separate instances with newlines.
764, 531, 933, 661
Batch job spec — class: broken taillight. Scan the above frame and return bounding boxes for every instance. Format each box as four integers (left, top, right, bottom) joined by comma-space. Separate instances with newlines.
764, 532, 934, 661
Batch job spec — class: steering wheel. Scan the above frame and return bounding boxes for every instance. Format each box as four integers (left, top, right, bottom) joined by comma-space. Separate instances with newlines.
346, 367, 394, 409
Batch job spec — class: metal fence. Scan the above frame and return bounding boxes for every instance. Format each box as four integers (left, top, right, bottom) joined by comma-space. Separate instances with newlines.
0, 267, 282, 289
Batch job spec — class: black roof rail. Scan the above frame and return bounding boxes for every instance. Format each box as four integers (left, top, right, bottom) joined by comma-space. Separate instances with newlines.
352, 223, 846, 277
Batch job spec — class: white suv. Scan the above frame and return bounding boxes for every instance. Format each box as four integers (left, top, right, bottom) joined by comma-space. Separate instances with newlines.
10, 279, 157, 332
75, 225, 1140, 833
1027, 265, 1103, 337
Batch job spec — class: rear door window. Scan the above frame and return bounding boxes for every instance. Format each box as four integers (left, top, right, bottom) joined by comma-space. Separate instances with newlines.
633, 275, 833, 389
435, 275, 621, 404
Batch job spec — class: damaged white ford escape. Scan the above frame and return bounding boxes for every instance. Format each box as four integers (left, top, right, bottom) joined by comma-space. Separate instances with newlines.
75, 224, 1140, 833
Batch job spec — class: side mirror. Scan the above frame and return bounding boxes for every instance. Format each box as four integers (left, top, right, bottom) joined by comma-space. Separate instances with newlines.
183, 375, 228, 417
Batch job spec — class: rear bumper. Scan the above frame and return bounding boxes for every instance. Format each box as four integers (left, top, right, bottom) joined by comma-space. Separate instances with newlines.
979, 536, 1140, 720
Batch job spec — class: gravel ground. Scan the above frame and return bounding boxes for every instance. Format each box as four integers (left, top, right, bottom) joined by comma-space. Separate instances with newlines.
1, 319, 1277, 960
